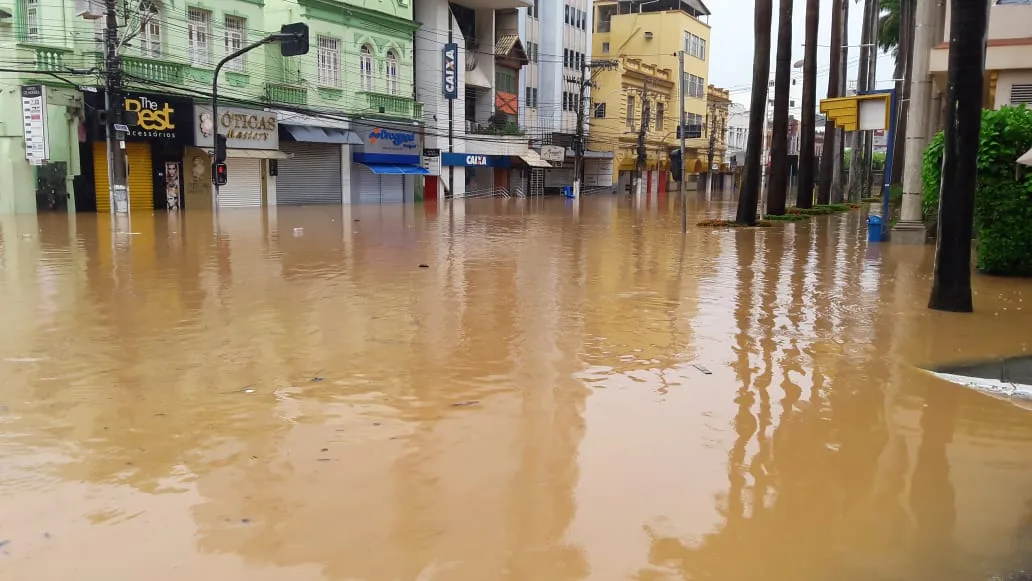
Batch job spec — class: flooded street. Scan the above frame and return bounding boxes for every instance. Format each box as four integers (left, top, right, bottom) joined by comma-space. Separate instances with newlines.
2, 197, 1032, 581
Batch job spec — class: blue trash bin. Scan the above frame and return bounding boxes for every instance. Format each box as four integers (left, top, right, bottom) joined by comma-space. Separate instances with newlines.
867, 215, 883, 242
563, 185, 574, 198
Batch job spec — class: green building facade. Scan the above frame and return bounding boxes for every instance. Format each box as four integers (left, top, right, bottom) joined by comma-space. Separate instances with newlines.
0, 0, 422, 214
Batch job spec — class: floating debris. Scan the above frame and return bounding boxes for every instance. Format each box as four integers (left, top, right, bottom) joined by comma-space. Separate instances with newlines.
451, 400, 480, 407
692, 364, 713, 375
311, 376, 325, 382
418, 264, 430, 268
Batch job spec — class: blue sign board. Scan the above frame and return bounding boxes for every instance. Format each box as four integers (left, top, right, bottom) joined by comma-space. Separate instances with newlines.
441, 153, 511, 168
443, 43, 459, 100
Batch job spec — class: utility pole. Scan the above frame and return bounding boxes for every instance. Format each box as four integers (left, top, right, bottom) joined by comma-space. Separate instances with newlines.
678, 50, 686, 231
572, 61, 589, 200
706, 103, 717, 200
104, 0, 129, 215
636, 85, 650, 197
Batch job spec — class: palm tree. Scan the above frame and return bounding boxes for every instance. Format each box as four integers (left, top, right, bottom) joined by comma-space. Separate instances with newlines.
767, 0, 795, 216
735, 0, 774, 224
928, 0, 986, 313
795, 0, 820, 209
817, 0, 843, 205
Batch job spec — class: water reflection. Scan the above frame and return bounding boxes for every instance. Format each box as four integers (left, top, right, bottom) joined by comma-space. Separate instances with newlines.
0, 199, 1031, 581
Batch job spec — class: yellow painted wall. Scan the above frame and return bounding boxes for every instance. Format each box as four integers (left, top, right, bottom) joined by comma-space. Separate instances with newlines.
590, 3, 712, 180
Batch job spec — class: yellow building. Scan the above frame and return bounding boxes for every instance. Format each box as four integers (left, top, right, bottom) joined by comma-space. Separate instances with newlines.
589, 0, 712, 192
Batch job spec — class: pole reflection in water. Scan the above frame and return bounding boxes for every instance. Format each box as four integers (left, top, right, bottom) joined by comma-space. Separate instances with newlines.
0, 200, 1031, 581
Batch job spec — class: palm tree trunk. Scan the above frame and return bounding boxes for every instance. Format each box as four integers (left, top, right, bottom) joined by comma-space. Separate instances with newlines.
831, 0, 849, 203
735, 0, 774, 224
816, 0, 843, 205
928, 0, 987, 313
891, 0, 914, 187
766, 0, 795, 215
795, 0, 820, 209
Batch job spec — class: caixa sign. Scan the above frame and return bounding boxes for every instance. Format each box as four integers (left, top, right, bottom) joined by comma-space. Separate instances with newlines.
443, 43, 458, 100
441, 153, 511, 168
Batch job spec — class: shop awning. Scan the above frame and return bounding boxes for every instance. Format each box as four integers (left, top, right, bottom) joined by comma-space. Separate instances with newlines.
203, 148, 289, 159
520, 150, 553, 168
1019, 146, 1032, 166
360, 163, 429, 175
282, 124, 363, 144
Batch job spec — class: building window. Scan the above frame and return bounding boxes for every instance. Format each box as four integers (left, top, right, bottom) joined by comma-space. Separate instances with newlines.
564, 5, 570, 24
224, 15, 246, 72
22, 0, 41, 42
602, 41, 610, 53
532, 88, 539, 108
684, 32, 706, 60
138, 0, 162, 58
528, 0, 539, 18
187, 8, 212, 66
496, 68, 516, 94
698, 38, 706, 60
594, 102, 606, 118
656, 102, 664, 131
386, 50, 399, 95
626, 95, 635, 129
597, 5, 615, 33
319, 36, 343, 88
357, 42, 372, 90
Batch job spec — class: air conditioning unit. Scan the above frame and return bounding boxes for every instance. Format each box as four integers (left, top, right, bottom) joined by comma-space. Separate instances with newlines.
75, 0, 104, 19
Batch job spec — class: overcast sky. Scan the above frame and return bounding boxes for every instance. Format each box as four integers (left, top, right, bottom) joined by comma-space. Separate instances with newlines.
705, 0, 896, 105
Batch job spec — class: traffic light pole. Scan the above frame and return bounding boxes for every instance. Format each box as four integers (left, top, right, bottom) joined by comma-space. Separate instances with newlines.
678, 50, 686, 232
211, 24, 309, 201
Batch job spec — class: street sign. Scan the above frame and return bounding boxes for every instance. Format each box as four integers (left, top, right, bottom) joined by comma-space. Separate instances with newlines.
21, 85, 50, 164
423, 148, 441, 157
113, 123, 129, 132
442, 43, 459, 100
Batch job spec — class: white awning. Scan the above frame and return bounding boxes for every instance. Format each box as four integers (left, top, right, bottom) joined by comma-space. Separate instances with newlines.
466, 67, 492, 89
1019, 146, 1032, 166
204, 148, 289, 160
520, 149, 552, 168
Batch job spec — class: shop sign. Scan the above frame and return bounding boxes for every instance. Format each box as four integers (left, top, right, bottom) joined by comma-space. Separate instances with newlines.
443, 43, 459, 100
194, 105, 278, 150
540, 145, 565, 163
121, 92, 194, 143
354, 122, 422, 154
441, 152, 511, 168
21, 85, 49, 165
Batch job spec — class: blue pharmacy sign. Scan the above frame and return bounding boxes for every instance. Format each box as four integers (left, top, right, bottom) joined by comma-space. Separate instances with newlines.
443, 43, 459, 100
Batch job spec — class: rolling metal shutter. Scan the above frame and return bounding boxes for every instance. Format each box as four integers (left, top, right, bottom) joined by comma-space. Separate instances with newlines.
93, 141, 153, 212
354, 164, 382, 204
217, 157, 262, 208
277, 143, 342, 205
126, 142, 153, 212
381, 174, 404, 203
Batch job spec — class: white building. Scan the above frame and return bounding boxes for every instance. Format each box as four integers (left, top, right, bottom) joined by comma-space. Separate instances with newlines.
416, 0, 550, 199
726, 102, 749, 166
517, 0, 613, 191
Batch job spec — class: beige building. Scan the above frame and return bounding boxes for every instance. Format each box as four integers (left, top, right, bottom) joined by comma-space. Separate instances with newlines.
929, 0, 1032, 113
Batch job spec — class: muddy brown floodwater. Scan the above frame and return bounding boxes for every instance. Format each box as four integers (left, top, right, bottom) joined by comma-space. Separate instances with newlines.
2, 197, 1032, 581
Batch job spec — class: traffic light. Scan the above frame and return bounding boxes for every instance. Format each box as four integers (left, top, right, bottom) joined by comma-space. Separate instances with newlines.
213, 162, 228, 186
669, 148, 682, 180
214, 134, 227, 164
278, 23, 310, 57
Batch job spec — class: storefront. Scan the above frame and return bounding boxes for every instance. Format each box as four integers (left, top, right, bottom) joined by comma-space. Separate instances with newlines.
276, 110, 364, 205
441, 153, 513, 194
84, 91, 194, 212
350, 121, 428, 204
193, 105, 284, 209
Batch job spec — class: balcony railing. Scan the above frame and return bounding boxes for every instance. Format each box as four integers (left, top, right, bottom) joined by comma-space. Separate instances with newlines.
34, 48, 64, 71
355, 91, 423, 119
265, 83, 308, 106
122, 56, 185, 84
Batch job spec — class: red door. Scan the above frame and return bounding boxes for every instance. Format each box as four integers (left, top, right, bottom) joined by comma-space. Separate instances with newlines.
424, 176, 438, 202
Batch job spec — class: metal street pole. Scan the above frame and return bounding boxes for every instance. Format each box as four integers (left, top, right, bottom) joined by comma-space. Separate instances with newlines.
573, 60, 589, 200
678, 50, 686, 233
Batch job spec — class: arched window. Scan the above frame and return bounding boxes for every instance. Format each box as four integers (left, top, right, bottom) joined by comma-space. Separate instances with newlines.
138, 0, 162, 57
360, 44, 374, 91
386, 50, 399, 95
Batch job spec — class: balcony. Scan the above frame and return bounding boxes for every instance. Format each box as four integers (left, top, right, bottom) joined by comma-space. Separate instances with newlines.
33, 48, 66, 71
265, 83, 308, 106
122, 56, 185, 85
355, 91, 423, 120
